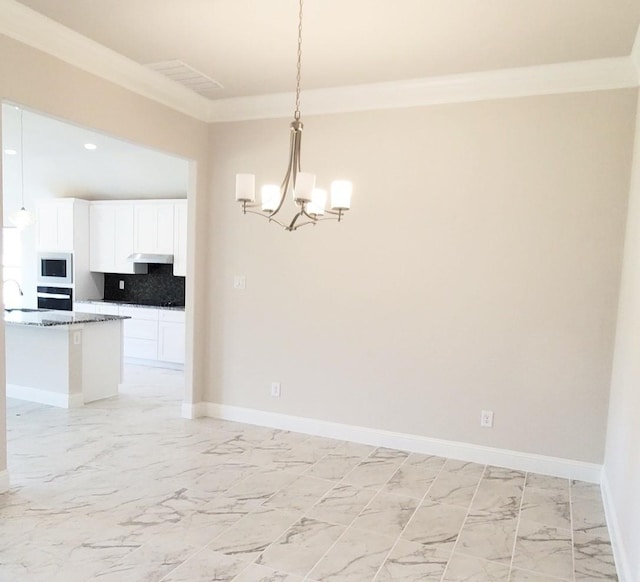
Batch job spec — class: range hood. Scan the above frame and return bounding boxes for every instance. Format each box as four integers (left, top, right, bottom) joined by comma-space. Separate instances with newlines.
127, 253, 174, 264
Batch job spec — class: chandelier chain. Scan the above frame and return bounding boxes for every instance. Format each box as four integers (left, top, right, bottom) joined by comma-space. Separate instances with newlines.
294, 0, 303, 120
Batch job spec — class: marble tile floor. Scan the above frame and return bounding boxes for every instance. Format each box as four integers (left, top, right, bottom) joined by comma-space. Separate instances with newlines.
1, 365, 617, 581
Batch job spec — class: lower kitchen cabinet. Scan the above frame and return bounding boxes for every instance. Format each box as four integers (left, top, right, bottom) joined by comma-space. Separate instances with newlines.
74, 302, 185, 366
158, 321, 186, 363
120, 306, 161, 361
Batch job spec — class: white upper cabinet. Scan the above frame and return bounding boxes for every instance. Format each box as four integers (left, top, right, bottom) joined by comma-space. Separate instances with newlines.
36, 199, 79, 251
89, 202, 146, 274
134, 202, 175, 255
173, 200, 187, 277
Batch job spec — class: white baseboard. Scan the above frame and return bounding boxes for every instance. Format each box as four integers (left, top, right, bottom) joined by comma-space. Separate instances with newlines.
181, 401, 208, 419
124, 357, 184, 371
601, 472, 632, 582
0, 470, 9, 493
6, 384, 84, 408
195, 402, 602, 483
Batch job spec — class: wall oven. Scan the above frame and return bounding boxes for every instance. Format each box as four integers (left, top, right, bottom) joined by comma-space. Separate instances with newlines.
37, 252, 73, 285
37, 286, 73, 311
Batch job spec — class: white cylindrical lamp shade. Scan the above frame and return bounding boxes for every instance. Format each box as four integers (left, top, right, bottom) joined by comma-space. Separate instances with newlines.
235, 174, 255, 202
294, 172, 316, 203
261, 184, 280, 212
330, 180, 352, 210
307, 188, 327, 216
9, 207, 36, 230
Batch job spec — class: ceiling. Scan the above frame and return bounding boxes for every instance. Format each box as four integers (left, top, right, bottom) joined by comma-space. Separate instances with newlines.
15, 0, 640, 101
2, 104, 188, 209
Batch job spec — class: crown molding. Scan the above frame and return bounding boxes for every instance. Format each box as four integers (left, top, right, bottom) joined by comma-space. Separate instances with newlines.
1, 0, 639, 124
0, 0, 211, 121
209, 57, 639, 122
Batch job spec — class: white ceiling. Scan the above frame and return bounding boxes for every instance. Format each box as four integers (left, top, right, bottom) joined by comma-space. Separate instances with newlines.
15, 0, 640, 100
2, 104, 188, 210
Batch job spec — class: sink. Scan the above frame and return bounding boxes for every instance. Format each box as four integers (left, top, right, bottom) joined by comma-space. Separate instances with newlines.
4, 308, 49, 313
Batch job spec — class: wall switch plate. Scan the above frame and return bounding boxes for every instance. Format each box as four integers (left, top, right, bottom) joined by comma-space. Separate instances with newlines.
481, 410, 494, 428
270, 382, 281, 398
234, 275, 246, 290
119, 280, 125, 290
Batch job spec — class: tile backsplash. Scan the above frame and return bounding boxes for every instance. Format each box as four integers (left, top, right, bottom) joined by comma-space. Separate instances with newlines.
103, 265, 185, 305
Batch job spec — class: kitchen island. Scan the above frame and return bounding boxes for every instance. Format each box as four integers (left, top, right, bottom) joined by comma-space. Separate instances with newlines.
5, 309, 129, 408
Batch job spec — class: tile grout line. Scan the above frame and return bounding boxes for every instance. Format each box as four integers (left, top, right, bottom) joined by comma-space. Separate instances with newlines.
569, 480, 576, 582
369, 454, 450, 582
438, 463, 489, 582
506, 471, 530, 579
300, 447, 413, 581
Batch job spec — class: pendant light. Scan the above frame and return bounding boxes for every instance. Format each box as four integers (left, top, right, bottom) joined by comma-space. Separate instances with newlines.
9, 109, 36, 230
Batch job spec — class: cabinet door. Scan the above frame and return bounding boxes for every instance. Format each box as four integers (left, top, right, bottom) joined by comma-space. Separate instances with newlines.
57, 203, 74, 251
114, 204, 141, 274
90, 204, 115, 272
134, 203, 175, 254
37, 201, 74, 251
156, 204, 175, 254
36, 203, 59, 250
134, 205, 157, 254
173, 201, 187, 277
158, 321, 185, 363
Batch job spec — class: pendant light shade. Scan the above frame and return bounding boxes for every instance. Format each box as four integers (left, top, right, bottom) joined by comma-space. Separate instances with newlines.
9, 207, 35, 230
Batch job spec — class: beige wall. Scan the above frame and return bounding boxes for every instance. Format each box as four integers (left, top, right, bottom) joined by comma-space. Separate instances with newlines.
0, 34, 211, 477
604, 92, 640, 581
207, 90, 635, 463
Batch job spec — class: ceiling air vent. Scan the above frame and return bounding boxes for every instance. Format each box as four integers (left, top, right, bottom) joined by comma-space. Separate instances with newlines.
146, 60, 223, 98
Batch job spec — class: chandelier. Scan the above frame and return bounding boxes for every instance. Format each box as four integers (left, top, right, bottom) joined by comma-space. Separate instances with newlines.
235, 0, 352, 231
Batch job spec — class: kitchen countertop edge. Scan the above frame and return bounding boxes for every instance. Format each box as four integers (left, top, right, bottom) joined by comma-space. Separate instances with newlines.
5, 313, 130, 328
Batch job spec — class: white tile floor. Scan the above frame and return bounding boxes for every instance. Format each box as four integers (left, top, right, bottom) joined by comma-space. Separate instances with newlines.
1, 365, 617, 581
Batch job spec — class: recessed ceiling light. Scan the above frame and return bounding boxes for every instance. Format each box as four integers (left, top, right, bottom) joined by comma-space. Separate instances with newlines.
4, 149, 17, 155
84, 143, 97, 150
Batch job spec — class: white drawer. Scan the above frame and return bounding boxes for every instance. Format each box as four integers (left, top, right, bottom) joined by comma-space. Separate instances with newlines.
124, 337, 158, 360
119, 306, 159, 321
95, 304, 120, 315
123, 318, 158, 341
73, 303, 96, 313
159, 309, 185, 323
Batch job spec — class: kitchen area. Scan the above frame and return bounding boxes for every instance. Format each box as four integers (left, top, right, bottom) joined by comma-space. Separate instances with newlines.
2, 104, 190, 408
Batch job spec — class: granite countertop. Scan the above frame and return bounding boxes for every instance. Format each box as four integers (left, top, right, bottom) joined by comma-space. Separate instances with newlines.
76, 299, 185, 311
4, 309, 130, 327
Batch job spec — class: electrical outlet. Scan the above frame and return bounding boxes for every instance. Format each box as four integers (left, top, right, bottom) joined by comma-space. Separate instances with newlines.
270, 382, 281, 398
234, 275, 246, 290
481, 410, 494, 428
119, 280, 125, 290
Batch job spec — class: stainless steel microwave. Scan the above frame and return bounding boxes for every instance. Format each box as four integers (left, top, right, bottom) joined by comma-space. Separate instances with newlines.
37, 252, 73, 285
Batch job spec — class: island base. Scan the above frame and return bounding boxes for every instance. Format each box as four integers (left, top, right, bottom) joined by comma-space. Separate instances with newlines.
6, 319, 123, 408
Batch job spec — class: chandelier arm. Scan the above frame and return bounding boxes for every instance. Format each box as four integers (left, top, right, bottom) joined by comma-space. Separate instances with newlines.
287, 210, 305, 230
324, 208, 345, 222
243, 209, 290, 229
270, 124, 299, 217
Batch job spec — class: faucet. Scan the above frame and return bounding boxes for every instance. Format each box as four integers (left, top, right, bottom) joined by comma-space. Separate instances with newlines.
3, 279, 24, 296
